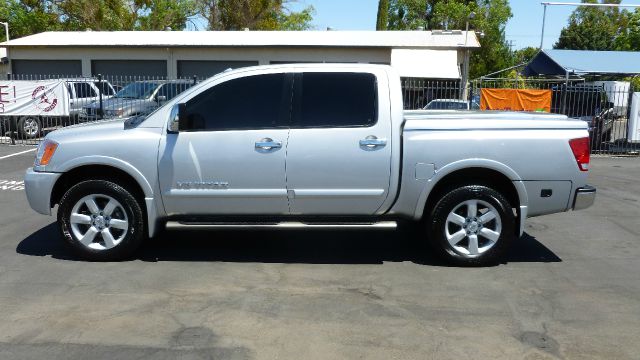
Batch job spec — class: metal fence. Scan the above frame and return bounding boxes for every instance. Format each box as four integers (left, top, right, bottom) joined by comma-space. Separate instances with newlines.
402, 77, 640, 155
2, 73, 639, 156
1, 74, 198, 145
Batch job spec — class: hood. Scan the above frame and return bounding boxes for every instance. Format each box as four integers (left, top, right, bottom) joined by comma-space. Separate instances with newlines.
46, 119, 127, 142
85, 97, 148, 111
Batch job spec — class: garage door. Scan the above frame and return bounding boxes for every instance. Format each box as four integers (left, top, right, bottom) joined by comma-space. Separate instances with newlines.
91, 60, 167, 77
177, 60, 258, 79
12, 60, 82, 77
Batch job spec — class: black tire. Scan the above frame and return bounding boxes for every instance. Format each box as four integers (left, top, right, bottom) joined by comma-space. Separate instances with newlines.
17, 116, 41, 139
57, 180, 146, 261
427, 185, 516, 267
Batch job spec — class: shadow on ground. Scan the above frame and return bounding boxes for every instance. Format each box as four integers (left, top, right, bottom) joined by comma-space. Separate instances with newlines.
17, 222, 561, 265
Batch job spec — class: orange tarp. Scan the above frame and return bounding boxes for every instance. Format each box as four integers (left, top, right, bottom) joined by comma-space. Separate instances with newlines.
480, 88, 552, 112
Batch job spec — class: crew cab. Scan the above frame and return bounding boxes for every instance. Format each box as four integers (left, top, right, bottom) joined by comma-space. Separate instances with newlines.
24, 64, 596, 266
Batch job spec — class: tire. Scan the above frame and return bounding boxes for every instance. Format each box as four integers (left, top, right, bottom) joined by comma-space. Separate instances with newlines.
57, 180, 146, 261
427, 185, 516, 267
17, 116, 42, 139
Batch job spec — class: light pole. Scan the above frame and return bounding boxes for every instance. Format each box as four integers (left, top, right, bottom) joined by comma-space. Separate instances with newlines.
461, 12, 475, 100
0, 22, 8, 43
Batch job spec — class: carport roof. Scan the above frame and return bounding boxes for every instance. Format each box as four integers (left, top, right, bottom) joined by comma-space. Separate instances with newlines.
523, 49, 640, 76
0, 30, 480, 49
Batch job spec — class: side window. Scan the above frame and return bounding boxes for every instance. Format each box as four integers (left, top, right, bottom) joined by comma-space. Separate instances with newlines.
94, 81, 114, 96
158, 83, 192, 100
73, 82, 97, 98
184, 73, 288, 131
296, 72, 377, 128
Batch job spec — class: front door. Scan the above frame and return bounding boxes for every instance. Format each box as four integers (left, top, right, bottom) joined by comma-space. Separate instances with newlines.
158, 73, 293, 216
285, 71, 393, 215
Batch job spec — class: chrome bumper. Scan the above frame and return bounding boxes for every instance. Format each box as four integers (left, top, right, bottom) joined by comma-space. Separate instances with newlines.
573, 185, 596, 211
24, 168, 61, 215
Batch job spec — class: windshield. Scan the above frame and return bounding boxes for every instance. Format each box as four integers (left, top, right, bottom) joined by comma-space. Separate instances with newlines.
114, 82, 159, 99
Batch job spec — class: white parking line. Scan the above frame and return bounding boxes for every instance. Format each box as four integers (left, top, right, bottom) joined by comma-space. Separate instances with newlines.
0, 180, 24, 191
0, 148, 36, 160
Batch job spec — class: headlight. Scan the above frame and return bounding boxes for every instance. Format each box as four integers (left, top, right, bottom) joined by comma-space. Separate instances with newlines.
34, 139, 58, 167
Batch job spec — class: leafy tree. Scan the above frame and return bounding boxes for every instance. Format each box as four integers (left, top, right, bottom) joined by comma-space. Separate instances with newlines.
554, 0, 627, 50
133, 0, 198, 30
197, 0, 314, 30
513, 46, 539, 65
0, 0, 60, 41
384, 0, 513, 79
376, 0, 390, 30
614, 9, 640, 51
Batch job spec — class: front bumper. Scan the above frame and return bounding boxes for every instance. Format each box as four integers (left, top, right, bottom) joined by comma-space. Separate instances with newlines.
573, 185, 596, 211
24, 168, 61, 215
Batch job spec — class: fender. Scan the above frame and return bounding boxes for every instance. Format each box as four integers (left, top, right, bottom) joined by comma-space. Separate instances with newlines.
52, 156, 154, 197
412, 158, 529, 221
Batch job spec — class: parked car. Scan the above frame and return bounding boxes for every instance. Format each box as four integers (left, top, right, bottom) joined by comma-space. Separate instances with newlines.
25, 64, 595, 266
0, 78, 115, 139
423, 99, 480, 110
81, 80, 194, 120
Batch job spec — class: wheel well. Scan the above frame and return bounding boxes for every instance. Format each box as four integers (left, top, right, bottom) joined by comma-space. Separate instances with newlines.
50, 165, 146, 209
424, 167, 520, 219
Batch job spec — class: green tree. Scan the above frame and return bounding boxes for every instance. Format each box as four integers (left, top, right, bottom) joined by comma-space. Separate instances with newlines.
614, 9, 640, 51
198, 0, 314, 30
554, 0, 628, 50
133, 0, 198, 30
376, 0, 390, 30
0, 0, 60, 41
384, 0, 513, 79
513, 46, 539, 65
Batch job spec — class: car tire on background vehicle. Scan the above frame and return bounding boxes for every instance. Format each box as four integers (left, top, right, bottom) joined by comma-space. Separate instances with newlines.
17, 116, 42, 139
57, 179, 146, 261
428, 185, 516, 267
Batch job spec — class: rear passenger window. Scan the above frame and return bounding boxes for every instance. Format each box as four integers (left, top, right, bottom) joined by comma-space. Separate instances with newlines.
73, 82, 97, 98
184, 73, 288, 131
296, 73, 377, 128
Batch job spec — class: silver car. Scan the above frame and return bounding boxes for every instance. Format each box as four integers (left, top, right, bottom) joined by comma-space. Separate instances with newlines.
81, 80, 194, 120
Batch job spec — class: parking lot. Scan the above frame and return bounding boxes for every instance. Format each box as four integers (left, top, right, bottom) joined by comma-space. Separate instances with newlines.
0, 144, 639, 359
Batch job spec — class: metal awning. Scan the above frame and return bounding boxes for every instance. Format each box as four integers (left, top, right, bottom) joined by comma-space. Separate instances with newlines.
523, 49, 640, 76
391, 49, 460, 79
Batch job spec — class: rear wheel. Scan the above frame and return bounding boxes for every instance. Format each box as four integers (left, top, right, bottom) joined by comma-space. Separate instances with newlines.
58, 180, 145, 261
428, 185, 516, 266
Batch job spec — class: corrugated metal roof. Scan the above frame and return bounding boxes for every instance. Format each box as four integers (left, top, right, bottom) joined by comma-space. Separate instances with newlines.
523, 49, 640, 76
0, 30, 480, 49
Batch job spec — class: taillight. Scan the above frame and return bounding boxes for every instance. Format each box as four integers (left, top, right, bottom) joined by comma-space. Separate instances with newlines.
569, 137, 590, 171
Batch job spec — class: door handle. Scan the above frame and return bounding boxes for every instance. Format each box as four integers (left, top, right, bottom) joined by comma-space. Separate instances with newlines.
359, 136, 387, 148
255, 138, 282, 150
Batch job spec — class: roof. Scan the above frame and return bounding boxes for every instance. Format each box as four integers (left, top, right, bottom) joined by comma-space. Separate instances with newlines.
523, 49, 640, 76
0, 30, 480, 49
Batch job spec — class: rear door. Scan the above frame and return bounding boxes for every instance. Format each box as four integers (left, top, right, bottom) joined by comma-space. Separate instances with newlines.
285, 71, 393, 215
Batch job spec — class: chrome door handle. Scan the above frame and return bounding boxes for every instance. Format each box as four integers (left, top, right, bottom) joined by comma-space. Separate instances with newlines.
359, 136, 387, 148
255, 138, 282, 150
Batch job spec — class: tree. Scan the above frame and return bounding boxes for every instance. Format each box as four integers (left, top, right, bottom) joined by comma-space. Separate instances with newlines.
197, 0, 314, 30
614, 9, 640, 51
513, 46, 539, 65
554, 0, 627, 50
384, 0, 513, 79
0, 0, 60, 41
376, 0, 390, 30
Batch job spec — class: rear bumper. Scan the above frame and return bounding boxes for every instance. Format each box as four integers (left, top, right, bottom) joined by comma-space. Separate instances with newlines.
24, 168, 61, 215
573, 185, 596, 211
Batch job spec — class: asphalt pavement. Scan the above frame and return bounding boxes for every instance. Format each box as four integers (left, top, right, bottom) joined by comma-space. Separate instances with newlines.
0, 145, 639, 359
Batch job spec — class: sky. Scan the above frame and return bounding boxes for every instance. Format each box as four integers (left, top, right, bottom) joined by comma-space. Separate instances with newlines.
290, 0, 640, 50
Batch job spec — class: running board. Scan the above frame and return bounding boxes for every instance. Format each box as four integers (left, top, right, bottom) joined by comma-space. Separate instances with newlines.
165, 220, 398, 231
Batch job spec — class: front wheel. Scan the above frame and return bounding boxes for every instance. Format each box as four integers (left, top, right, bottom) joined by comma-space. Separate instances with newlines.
58, 180, 146, 261
428, 185, 516, 266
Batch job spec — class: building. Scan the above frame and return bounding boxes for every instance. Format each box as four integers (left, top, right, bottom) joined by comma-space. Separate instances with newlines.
1, 30, 479, 82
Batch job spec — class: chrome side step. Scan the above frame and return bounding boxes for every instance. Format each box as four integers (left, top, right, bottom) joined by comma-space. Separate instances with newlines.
165, 221, 398, 231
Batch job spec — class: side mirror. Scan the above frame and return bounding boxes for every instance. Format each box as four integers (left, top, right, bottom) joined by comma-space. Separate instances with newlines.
156, 95, 167, 103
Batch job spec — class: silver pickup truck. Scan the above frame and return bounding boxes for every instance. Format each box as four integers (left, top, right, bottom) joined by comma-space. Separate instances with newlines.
24, 64, 595, 266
